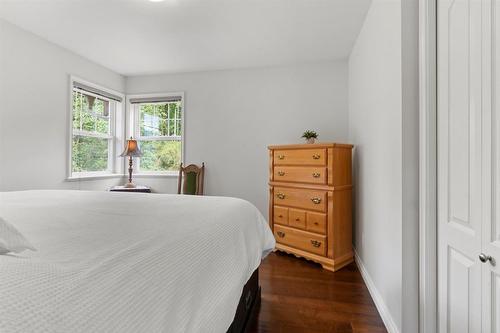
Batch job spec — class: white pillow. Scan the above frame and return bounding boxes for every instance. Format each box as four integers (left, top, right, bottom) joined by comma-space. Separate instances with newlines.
0, 217, 36, 254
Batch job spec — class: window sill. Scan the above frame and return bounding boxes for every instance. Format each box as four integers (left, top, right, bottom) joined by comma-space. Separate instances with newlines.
66, 173, 179, 181
133, 173, 179, 178
66, 174, 125, 182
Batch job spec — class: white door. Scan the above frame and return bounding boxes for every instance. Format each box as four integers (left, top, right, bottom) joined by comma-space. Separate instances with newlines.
438, 0, 484, 332
439, 0, 500, 332
482, 3, 500, 332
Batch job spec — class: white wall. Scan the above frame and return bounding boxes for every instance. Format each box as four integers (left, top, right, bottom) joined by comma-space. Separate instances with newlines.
0, 19, 126, 192
0, 18, 349, 216
348, 0, 403, 332
127, 61, 349, 215
349, 1, 420, 332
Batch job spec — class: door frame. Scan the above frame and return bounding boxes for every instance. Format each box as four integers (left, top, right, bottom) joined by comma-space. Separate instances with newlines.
419, 0, 437, 332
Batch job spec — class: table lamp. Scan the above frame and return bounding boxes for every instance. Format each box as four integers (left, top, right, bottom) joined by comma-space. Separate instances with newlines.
120, 137, 143, 188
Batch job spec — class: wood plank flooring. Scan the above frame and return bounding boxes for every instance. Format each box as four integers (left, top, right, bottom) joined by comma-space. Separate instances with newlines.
247, 252, 387, 333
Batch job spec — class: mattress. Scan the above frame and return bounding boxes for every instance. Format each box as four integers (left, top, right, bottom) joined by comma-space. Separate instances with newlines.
0, 190, 275, 333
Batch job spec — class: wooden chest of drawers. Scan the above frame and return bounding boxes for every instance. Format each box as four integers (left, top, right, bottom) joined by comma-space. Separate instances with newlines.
268, 143, 353, 272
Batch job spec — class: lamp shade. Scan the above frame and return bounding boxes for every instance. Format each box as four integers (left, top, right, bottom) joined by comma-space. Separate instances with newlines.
120, 138, 143, 157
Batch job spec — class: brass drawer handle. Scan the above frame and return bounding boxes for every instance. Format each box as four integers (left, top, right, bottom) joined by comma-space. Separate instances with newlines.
311, 197, 322, 204
278, 154, 285, 160
278, 214, 283, 218
312, 154, 321, 160
278, 171, 285, 176
314, 222, 319, 226
295, 218, 300, 221
311, 240, 321, 247
276, 193, 286, 200
277, 231, 285, 238
312, 172, 321, 178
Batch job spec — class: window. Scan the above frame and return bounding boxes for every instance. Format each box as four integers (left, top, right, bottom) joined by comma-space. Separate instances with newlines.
130, 94, 184, 174
69, 78, 124, 178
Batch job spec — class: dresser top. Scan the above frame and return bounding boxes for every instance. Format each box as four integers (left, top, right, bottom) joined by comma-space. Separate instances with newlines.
268, 142, 353, 150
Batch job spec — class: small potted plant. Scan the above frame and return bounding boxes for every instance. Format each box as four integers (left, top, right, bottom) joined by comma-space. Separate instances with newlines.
302, 130, 318, 144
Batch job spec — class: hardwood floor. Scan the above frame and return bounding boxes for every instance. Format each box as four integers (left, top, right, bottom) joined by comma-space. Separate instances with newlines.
247, 252, 387, 333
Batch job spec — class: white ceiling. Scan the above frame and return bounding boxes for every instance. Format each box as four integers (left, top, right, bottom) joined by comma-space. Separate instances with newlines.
0, 0, 371, 76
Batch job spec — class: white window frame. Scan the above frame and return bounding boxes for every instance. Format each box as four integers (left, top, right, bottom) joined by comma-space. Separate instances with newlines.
127, 92, 185, 177
67, 76, 125, 180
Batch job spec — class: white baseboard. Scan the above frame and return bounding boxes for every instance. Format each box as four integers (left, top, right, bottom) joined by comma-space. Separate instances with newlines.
354, 248, 400, 333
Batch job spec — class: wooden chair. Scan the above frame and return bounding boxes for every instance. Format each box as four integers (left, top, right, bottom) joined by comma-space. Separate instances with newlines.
177, 163, 205, 195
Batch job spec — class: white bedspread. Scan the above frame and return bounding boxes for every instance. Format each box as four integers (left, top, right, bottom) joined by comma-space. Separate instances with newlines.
0, 190, 275, 333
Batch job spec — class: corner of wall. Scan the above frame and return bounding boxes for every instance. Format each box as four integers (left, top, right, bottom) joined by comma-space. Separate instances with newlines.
354, 250, 400, 333
348, 1, 407, 332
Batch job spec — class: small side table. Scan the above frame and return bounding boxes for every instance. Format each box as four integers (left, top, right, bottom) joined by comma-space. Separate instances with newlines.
109, 185, 152, 193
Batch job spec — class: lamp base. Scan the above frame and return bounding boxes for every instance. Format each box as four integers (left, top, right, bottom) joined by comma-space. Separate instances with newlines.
123, 182, 137, 188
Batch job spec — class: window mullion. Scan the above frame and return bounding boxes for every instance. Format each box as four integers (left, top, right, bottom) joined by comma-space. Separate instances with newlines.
175, 105, 178, 137
167, 104, 171, 137
73, 130, 112, 140
79, 91, 83, 131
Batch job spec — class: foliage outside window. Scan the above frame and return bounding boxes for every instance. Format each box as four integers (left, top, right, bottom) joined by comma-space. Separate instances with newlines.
71, 88, 114, 175
134, 99, 183, 173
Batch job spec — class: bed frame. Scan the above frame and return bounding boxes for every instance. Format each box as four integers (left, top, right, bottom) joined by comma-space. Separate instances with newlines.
226, 268, 261, 333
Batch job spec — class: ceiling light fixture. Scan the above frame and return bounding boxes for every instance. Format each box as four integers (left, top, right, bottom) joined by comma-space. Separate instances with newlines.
148, 0, 165, 2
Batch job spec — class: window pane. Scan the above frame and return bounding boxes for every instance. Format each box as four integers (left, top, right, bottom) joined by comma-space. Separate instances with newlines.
95, 118, 109, 134
81, 111, 97, 132
140, 104, 160, 136
169, 118, 176, 136
139, 140, 181, 172
73, 91, 83, 130
81, 92, 89, 111
73, 109, 81, 130
169, 104, 176, 120
139, 101, 182, 137
72, 89, 110, 135
93, 99, 110, 117
176, 120, 181, 135
175, 105, 182, 136
72, 136, 109, 172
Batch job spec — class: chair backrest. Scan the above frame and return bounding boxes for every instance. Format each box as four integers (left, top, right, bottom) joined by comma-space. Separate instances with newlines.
177, 163, 205, 195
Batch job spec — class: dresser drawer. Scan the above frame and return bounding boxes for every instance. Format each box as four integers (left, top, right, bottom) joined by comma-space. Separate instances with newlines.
273, 206, 288, 225
274, 225, 326, 256
288, 208, 306, 229
306, 211, 327, 234
273, 187, 327, 212
273, 166, 327, 184
273, 149, 326, 166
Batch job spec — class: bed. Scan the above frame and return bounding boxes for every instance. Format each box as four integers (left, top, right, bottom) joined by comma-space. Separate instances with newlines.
0, 190, 275, 333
